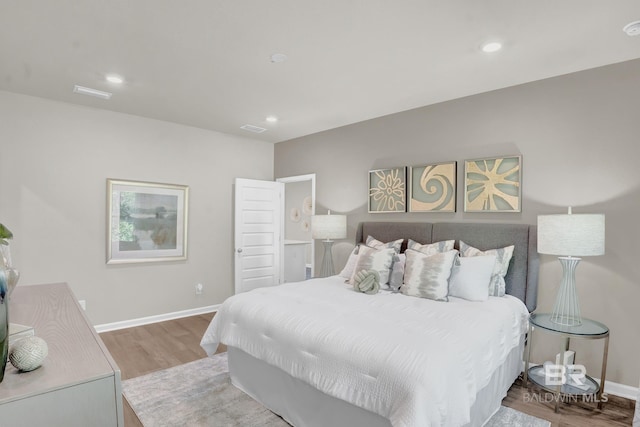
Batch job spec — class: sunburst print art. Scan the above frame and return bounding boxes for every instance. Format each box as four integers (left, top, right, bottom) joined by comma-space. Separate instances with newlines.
464, 156, 521, 212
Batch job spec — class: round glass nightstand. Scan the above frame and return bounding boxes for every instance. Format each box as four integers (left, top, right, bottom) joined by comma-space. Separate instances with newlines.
523, 313, 609, 413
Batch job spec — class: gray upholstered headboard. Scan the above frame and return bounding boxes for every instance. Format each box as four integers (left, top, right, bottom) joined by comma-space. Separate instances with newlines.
356, 221, 539, 312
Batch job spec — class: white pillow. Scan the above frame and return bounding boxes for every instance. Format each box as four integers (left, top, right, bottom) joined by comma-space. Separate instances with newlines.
366, 236, 403, 253
449, 255, 497, 301
407, 239, 455, 256
339, 247, 359, 279
460, 241, 514, 297
350, 246, 396, 287
400, 249, 458, 302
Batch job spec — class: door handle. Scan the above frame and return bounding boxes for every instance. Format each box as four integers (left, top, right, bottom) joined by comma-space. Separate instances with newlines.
237, 248, 243, 253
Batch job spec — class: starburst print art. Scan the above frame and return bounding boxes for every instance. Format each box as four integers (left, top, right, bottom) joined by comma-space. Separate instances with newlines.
369, 167, 406, 212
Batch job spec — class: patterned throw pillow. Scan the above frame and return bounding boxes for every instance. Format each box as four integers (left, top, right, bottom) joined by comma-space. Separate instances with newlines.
407, 239, 455, 256
459, 241, 514, 297
400, 249, 458, 302
366, 236, 403, 253
350, 246, 396, 286
365, 236, 404, 289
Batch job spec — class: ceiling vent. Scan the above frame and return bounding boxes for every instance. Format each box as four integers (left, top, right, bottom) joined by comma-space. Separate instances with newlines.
73, 85, 112, 100
240, 124, 267, 133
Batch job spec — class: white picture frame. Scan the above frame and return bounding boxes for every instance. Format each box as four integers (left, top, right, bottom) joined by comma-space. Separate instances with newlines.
107, 179, 189, 264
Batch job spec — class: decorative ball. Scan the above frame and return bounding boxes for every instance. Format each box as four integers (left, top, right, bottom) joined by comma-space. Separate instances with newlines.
353, 269, 380, 295
9, 336, 48, 372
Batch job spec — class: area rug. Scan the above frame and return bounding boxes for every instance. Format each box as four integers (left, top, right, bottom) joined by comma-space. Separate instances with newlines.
123, 353, 551, 427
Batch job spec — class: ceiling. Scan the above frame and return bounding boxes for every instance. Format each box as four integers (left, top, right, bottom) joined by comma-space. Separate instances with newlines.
1, 1, 639, 143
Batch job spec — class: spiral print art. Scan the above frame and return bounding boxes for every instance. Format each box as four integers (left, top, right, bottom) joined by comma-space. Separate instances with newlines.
409, 162, 456, 212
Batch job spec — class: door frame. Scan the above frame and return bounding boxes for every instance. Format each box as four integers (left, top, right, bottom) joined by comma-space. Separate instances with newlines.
276, 174, 316, 279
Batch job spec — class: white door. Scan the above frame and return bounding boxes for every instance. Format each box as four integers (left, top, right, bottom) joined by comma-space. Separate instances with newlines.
234, 178, 284, 294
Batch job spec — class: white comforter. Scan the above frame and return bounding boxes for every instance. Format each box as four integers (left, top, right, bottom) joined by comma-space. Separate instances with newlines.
201, 276, 529, 427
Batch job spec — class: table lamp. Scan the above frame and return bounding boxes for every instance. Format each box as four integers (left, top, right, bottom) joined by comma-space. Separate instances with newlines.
311, 211, 347, 277
537, 207, 605, 326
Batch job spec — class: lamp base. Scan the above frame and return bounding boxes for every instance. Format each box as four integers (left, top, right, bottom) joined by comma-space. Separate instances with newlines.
318, 240, 335, 278
550, 256, 582, 327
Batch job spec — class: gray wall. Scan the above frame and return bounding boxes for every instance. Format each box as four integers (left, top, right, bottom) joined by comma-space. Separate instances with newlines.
284, 180, 313, 264
275, 59, 640, 387
0, 90, 274, 325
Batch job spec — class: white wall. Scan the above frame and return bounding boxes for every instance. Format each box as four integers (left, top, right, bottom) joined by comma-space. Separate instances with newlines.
275, 59, 640, 388
0, 90, 274, 325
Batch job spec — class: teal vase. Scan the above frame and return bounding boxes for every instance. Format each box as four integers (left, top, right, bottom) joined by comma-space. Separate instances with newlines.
0, 268, 8, 382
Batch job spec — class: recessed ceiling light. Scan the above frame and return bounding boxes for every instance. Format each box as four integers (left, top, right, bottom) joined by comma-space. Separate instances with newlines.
270, 53, 288, 63
623, 21, 640, 36
266, 116, 278, 123
106, 75, 124, 84
73, 85, 112, 100
481, 41, 503, 53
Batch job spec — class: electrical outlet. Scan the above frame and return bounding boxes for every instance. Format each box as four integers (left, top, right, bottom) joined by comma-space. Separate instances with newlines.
78, 300, 86, 310
195, 283, 203, 295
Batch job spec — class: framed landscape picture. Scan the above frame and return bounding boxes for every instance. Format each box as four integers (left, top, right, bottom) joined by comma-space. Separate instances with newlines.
464, 156, 521, 212
368, 167, 406, 213
107, 179, 189, 264
409, 161, 456, 212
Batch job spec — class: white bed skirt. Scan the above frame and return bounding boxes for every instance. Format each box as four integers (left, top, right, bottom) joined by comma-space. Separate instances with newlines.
228, 335, 525, 427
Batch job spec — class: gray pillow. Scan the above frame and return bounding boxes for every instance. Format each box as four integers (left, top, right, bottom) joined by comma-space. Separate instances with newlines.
400, 249, 458, 302
388, 253, 405, 292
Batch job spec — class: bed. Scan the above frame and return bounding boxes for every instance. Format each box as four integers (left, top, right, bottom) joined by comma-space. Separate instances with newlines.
202, 222, 539, 427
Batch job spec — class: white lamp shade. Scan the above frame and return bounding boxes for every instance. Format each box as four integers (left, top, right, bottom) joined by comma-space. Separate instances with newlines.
312, 215, 347, 240
537, 213, 605, 256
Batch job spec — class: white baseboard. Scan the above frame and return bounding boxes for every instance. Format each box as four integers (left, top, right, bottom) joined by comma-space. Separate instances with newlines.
94, 304, 220, 333
603, 380, 639, 401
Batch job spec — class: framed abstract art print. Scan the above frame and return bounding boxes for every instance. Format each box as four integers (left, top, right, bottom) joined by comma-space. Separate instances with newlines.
368, 167, 406, 213
464, 156, 521, 212
409, 161, 456, 212
107, 179, 189, 264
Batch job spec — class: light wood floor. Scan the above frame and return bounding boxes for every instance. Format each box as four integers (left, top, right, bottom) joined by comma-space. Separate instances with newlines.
100, 313, 635, 427
100, 313, 221, 427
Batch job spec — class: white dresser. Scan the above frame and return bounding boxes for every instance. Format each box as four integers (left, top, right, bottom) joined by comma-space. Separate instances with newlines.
0, 283, 123, 426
